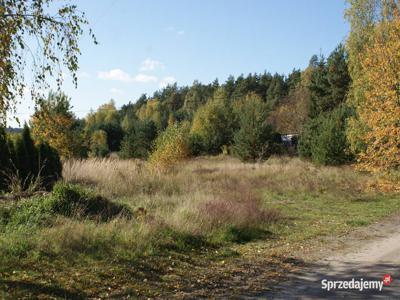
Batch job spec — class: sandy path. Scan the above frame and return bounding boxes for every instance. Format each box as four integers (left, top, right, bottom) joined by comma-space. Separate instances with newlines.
253, 213, 400, 299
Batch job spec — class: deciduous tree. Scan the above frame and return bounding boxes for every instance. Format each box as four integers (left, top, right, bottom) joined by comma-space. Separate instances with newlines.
354, 15, 400, 171
31, 91, 84, 158
0, 0, 95, 125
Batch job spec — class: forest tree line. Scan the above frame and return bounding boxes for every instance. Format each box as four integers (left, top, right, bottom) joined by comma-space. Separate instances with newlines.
22, 44, 351, 163
1, 0, 399, 191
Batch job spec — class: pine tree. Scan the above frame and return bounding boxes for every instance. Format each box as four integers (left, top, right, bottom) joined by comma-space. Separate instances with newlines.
308, 56, 330, 118
120, 119, 157, 159
311, 105, 354, 165
233, 93, 278, 162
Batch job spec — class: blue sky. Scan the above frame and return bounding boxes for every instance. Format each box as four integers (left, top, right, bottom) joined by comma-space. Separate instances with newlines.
10, 0, 349, 126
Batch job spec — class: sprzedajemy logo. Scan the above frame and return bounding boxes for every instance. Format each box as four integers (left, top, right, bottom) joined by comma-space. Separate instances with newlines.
321, 275, 393, 292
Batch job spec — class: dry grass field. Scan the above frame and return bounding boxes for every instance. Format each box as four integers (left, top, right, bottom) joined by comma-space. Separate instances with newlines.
1, 156, 399, 298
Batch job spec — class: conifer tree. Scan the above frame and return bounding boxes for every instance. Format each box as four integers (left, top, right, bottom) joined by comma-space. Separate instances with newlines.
37, 142, 62, 190
233, 93, 278, 162
0, 127, 12, 191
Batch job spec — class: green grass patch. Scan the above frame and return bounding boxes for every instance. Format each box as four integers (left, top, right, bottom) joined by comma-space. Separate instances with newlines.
211, 226, 272, 244
262, 190, 400, 243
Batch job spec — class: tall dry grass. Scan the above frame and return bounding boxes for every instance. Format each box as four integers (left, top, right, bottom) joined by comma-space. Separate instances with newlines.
1, 156, 372, 264
63, 156, 368, 198
62, 156, 369, 235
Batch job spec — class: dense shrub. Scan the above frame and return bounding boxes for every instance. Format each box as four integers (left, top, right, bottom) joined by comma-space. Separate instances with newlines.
120, 119, 157, 159
149, 123, 191, 170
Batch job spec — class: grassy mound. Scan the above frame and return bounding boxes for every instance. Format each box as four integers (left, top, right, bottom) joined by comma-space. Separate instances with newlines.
0, 183, 131, 230
50, 182, 131, 221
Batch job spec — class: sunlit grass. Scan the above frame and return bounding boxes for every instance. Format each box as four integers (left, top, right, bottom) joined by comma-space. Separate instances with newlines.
0, 156, 398, 298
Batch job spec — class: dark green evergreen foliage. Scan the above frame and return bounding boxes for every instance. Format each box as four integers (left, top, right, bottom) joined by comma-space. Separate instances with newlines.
0, 127, 13, 190
188, 133, 205, 156
312, 106, 353, 165
14, 124, 38, 188
37, 142, 62, 190
299, 105, 353, 165
160, 83, 186, 111
326, 44, 351, 108
99, 123, 124, 152
298, 117, 324, 159
286, 69, 302, 93
120, 119, 157, 159
233, 95, 278, 162
299, 45, 352, 165
231, 74, 257, 102
266, 73, 287, 106
120, 94, 148, 117
308, 56, 331, 118
183, 80, 215, 117
0, 126, 62, 192
309, 45, 351, 118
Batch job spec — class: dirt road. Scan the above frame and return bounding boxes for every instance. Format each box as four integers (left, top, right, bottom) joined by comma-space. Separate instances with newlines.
254, 214, 400, 299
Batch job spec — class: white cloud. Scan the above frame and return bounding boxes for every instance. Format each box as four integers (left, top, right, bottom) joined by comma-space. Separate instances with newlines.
159, 76, 176, 88
140, 58, 164, 71
109, 88, 124, 95
134, 74, 158, 83
98, 69, 132, 82
98, 69, 158, 83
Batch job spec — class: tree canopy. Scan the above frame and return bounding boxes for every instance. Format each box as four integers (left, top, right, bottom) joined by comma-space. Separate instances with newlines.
0, 0, 95, 125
